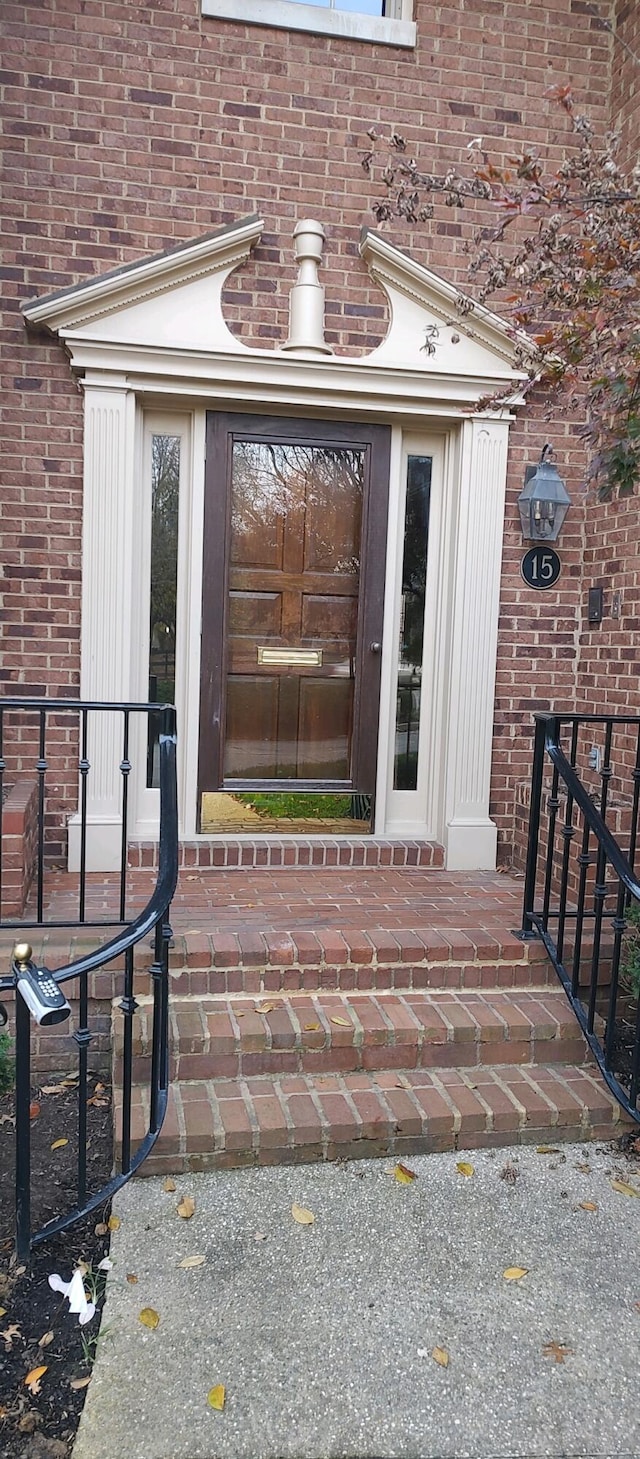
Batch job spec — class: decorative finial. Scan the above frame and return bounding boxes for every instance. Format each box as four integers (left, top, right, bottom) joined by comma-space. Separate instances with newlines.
283, 220, 333, 356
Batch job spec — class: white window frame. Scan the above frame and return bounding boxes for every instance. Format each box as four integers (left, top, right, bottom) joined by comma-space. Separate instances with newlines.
201, 0, 416, 48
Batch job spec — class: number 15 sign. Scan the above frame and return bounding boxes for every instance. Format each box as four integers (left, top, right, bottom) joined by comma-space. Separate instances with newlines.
520, 546, 561, 589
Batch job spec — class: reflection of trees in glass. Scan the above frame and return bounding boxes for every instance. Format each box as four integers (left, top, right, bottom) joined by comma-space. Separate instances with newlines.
148, 435, 179, 787
394, 456, 431, 792
399, 457, 431, 671
150, 435, 180, 657
231, 442, 363, 574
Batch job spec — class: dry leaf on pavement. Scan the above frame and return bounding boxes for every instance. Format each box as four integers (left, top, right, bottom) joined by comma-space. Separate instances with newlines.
394, 1163, 417, 1184
536, 1146, 560, 1155
578, 1201, 598, 1212
207, 1384, 226, 1411
330, 1015, 352, 1027
139, 1308, 160, 1330
456, 1161, 474, 1177
177, 1196, 196, 1220
503, 1266, 528, 1281
291, 1203, 315, 1225
178, 1255, 206, 1269
126, 1274, 139, 1284
163, 1177, 177, 1193
108, 1215, 121, 1231
431, 1347, 449, 1367
542, 1340, 573, 1363
611, 1179, 640, 1198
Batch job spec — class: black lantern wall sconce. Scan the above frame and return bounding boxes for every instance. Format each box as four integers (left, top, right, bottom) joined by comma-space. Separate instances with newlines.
517, 445, 571, 543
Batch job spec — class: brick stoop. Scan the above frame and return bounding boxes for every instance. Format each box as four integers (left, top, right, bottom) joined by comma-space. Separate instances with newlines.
112, 938, 628, 1174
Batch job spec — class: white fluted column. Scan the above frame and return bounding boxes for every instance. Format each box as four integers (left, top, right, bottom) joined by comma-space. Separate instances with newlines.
444, 416, 511, 870
68, 382, 137, 871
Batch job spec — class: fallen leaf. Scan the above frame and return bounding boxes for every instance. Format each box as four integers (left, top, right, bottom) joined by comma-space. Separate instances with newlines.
25, 1365, 47, 1394
16, 1412, 41, 1434
1, 1324, 21, 1350
500, 1162, 519, 1184
394, 1162, 417, 1184
70, 1375, 92, 1390
254, 1232, 267, 1242
94, 1223, 108, 1237
87, 1096, 110, 1108
503, 1266, 528, 1281
177, 1196, 196, 1220
578, 1201, 598, 1212
50, 1138, 68, 1151
611, 1179, 640, 1198
30, 1101, 41, 1120
536, 1146, 560, 1155
40, 1083, 68, 1095
395, 1073, 412, 1090
126, 1274, 139, 1284
575, 1162, 591, 1173
0, 1115, 15, 1127
542, 1340, 573, 1363
94, 1082, 106, 1093
255, 1003, 276, 1015
139, 1307, 160, 1330
207, 1383, 226, 1411
163, 1177, 176, 1193
330, 1015, 351, 1027
178, 1255, 206, 1269
456, 1161, 474, 1177
291, 1203, 315, 1225
38, 1331, 55, 1348
0, 1307, 5, 1319
303, 1022, 321, 1031
108, 1215, 121, 1231
431, 1346, 449, 1367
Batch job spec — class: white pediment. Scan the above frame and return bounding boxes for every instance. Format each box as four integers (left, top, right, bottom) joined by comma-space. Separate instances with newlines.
21, 214, 530, 406
359, 229, 530, 376
21, 215, 265, 354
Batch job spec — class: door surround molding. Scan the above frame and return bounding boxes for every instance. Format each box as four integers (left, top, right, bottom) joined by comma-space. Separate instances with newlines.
22, 216, 529, 871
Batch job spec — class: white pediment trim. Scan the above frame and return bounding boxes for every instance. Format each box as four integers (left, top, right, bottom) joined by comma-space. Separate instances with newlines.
21, 215, 264, 332
20, 213, 530, 409
359, 228, 533, 372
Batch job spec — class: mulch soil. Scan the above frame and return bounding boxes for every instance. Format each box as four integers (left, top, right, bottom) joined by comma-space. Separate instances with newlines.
0, 1077, 113, 1459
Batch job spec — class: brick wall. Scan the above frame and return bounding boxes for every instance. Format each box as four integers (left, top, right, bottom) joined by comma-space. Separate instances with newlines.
0, 0, 622, 858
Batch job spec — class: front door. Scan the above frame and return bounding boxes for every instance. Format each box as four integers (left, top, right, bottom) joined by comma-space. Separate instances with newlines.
198, 414, 391, 818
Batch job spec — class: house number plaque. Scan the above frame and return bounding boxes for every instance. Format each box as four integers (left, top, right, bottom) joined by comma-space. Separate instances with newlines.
520, 546, 561, 590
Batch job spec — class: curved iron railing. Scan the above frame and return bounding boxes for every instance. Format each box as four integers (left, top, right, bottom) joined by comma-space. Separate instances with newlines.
0, 704, 179, 1260
519, 712, 640, 1124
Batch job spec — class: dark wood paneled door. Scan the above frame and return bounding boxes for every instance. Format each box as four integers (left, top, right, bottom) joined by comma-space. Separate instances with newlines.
198, 415, 391, 810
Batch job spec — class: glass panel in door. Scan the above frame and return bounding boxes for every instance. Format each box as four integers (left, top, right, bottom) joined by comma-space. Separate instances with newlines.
224, 441, 364, 783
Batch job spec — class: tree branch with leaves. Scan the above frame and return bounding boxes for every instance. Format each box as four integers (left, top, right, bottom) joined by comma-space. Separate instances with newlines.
363, 81, 640, 497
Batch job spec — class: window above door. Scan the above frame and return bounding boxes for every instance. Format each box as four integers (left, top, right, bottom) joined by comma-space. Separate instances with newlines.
201, 0, 416, 48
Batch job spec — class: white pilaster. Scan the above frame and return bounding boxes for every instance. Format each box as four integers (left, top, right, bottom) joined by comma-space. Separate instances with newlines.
444, 417, 510, 870
68, 384, 137, 871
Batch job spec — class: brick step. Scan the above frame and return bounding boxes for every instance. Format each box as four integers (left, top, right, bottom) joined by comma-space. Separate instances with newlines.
127, 838, 445, 871
115, 1062, 628, 1177
142, 925, 553, 998
113, 988, 593, 1085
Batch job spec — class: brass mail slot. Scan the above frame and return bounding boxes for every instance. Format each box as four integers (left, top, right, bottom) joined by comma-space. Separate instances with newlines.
257, 646, 323, 668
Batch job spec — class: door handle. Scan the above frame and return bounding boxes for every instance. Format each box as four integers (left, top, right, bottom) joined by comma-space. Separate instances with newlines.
370, 641, 382, 653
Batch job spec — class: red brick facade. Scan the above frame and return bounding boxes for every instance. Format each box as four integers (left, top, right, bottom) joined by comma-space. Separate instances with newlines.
1, 0, 638, 860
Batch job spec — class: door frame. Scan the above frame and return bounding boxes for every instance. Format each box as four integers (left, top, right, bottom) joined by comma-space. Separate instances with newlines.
197, 412, 391, 813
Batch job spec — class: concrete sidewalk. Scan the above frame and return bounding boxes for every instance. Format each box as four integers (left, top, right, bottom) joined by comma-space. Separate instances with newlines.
73, 1141, 640, 1459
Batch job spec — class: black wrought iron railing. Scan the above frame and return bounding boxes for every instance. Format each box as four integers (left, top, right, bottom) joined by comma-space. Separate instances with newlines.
519, 712, 640, 1124
0, 702, 179, 1260
0, 697, 175, 929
